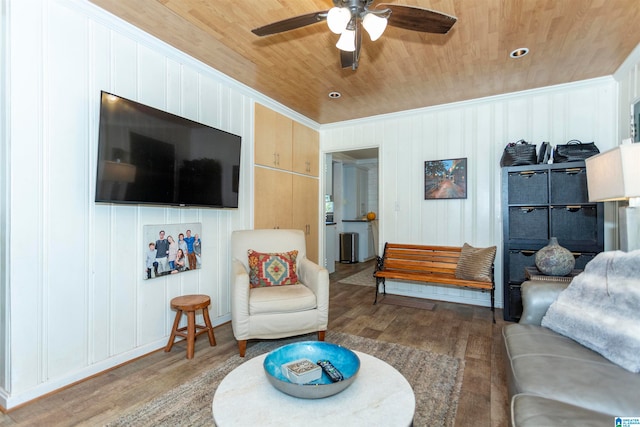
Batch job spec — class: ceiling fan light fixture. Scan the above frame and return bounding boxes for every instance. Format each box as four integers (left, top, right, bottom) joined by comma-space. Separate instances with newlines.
362, 12, 387, 41
327, 7, 351, 34
336, 29, 356, 52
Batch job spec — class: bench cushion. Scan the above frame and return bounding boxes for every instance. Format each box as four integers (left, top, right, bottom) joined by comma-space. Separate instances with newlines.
455, 243, 496, 282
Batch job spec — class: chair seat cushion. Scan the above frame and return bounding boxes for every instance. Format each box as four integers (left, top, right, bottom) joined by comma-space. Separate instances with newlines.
249, 284, 317, 315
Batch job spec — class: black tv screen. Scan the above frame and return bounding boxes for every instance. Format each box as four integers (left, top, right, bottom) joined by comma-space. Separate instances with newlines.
95, 91, 241, 208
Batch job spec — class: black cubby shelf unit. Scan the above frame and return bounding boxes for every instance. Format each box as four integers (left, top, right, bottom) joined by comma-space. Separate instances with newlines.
501, 161, 604, 322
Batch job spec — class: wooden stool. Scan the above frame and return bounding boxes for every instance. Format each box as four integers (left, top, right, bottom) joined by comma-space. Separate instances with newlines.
165, 294, 216, 359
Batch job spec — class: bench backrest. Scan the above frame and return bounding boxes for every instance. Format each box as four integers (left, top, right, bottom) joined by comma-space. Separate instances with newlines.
380, 243, 462, 276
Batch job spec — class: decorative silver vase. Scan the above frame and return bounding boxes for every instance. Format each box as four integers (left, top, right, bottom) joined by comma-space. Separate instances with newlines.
535, 237, 575, 276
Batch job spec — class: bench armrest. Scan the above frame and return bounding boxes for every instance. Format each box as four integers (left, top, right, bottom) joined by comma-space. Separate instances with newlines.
519, 280, 569, 325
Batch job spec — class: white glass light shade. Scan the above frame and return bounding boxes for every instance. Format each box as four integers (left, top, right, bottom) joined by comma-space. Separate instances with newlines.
336, 29, 356, 52
362, 13, 387, 41
585, 144, 640, 202
327, 7, 351, 34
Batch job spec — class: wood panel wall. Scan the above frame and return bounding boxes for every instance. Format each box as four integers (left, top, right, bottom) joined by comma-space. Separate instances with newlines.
2, 0, 259, 408
321, 79, 618, 310
2, 0, 636, 411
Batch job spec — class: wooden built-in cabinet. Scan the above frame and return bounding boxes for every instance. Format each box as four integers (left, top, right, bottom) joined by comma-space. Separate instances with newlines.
292, 121, 319, 176
292, 174, 319, 264
254, 167, 293, 230
254, 103, 293, 171
254, 103, 320, 263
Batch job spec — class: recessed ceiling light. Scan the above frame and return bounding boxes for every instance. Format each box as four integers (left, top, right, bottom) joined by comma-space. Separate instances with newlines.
328, 91, 341, 99
510, 48, 529, 58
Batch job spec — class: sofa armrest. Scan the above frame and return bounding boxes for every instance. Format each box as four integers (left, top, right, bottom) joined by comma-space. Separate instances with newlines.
519, 280, 569, 325
231, 259, 251, 339
298, 257, 330, 326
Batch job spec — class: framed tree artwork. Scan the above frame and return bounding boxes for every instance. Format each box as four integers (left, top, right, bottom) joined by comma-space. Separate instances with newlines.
424, 158, 467, 200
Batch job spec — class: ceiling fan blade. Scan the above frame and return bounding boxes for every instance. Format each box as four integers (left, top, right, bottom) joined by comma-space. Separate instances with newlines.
377, 4, 457, 34
252, 11, 328, 36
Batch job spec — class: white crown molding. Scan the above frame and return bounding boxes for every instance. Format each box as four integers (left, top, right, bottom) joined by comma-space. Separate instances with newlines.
321, 76, 616, 130
61, 0, 319, 130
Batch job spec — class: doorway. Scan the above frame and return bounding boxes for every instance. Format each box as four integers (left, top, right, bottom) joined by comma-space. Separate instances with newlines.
323, 148, 379, 274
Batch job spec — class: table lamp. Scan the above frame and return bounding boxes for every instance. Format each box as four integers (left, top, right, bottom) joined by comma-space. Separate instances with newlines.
585, 143, 640, 251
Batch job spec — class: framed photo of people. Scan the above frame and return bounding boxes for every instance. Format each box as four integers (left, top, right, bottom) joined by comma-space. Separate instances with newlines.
143, 222, 202, 279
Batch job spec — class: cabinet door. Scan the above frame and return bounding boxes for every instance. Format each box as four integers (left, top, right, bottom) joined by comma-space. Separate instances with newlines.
292, 121, 319, 176
293, 174, 319, 264
254, 167, 293, 230
254, 103, 292, 170
342, 165, 358, 219
357, 167, 368, 217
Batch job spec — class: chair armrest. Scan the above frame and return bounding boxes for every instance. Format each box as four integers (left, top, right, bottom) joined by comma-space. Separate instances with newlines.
231, 259, 251, 338
519, 280, 569, 325
298, 257, 330, 318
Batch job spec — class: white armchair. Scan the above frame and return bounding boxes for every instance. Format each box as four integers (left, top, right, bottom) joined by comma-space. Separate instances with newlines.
231, 229, 330, 356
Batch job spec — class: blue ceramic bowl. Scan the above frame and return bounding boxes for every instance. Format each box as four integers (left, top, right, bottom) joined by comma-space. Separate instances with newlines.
263, 341, 360, 399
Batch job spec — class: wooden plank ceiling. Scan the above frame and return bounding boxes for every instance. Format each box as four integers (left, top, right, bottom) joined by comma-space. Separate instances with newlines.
90, 0, 640, 124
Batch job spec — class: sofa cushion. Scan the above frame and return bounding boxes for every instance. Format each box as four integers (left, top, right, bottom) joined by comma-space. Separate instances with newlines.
249, 284, 317, 315
511, 394, 612, 427
248, 249, 299, 288
503, 324, 640, 417
541, 250, 640, 372
455, 243, 496, 282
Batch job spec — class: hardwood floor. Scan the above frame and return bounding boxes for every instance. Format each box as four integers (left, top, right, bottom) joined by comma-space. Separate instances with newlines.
0, 260, 511, 426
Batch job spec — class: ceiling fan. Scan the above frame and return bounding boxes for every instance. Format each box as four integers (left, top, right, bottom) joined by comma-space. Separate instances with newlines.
252, 0, 457, 70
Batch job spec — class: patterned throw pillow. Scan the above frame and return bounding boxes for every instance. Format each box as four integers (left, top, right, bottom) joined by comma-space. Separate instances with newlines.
455, 243, 496, 282
248, 249, 299, 288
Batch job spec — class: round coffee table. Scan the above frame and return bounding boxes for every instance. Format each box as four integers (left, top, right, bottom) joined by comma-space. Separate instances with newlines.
212, 350, 415, 426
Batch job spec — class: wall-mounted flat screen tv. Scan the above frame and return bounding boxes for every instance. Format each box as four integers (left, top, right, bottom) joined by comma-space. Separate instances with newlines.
95, 91, 241, 208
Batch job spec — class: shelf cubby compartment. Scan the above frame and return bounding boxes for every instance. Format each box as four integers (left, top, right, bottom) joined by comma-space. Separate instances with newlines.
550, 167, 589, 204
508, 170, 548, 204
508, 250, 538, 283
508, 206, 549, 240
550, 205, 598, 243
572, 252, 597, 270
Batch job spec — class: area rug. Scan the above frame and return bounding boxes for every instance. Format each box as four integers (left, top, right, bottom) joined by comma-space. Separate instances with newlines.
338, 268, 376, 286
380, 294, 436, 311
106, 331, 464, 427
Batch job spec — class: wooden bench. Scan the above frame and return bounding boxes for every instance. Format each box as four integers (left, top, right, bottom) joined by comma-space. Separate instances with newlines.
373, 243, 495, 321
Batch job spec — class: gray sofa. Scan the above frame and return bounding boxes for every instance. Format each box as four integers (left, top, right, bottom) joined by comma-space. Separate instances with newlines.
503, 280, 640, 426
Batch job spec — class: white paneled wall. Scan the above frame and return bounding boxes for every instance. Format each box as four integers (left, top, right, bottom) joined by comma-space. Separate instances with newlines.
2, 0, 636, 411
614, 43, 640, 140
1, 0, 261, 408
322, 79, 618, 309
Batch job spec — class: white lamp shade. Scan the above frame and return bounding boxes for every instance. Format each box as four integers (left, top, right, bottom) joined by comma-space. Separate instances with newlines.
336, 29, 356, 52
585, 144, 640, 202
362, 13, 387, 41
327, 7, 351, 34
